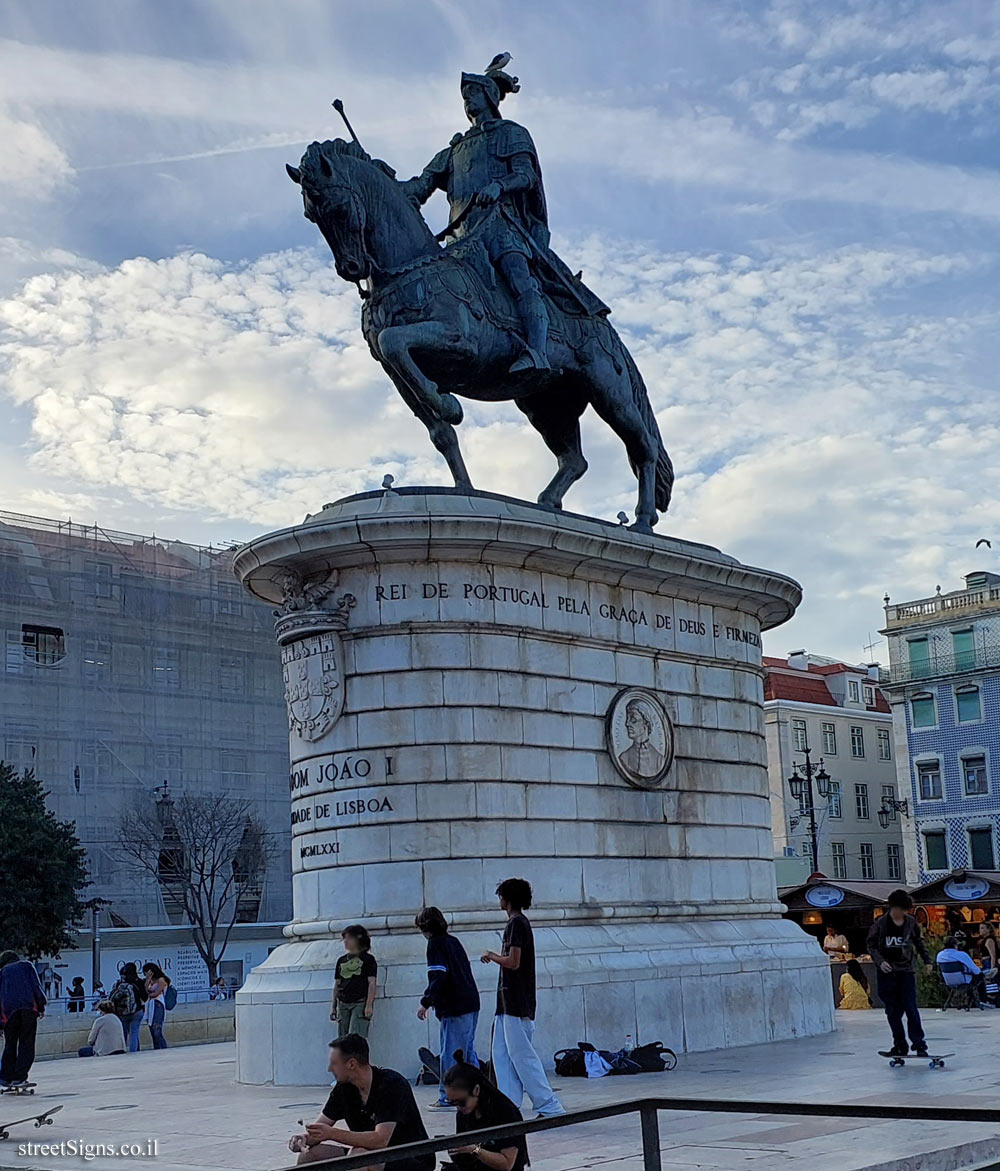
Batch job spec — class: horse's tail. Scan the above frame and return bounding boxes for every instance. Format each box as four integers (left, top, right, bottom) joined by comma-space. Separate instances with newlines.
623, 346, 674, 513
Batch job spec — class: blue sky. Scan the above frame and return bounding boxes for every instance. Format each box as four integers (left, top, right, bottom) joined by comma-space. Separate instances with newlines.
2, 0, 1000, 662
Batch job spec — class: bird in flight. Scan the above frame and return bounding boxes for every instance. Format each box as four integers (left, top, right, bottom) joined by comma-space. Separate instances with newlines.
976, 538, 992, 549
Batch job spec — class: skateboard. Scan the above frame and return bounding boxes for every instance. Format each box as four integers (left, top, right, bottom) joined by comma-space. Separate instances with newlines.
878, 1050, 954, 1069
0, 1103, 62, 1140
0, 1083, 36, 1096
418, 1047, 441, 1085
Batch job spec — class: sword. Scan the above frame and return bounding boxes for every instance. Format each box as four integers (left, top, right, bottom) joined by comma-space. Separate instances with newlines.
332, 98, 366, 153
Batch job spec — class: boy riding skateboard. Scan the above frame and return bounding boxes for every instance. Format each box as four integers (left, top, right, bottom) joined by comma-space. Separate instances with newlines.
866, 889, 932, 1058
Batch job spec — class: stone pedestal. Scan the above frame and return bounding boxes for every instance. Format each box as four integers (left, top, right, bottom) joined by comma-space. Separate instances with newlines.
233, 490, 833, 1085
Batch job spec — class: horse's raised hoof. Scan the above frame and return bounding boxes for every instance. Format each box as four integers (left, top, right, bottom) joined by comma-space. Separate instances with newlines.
438, 393, 463, 425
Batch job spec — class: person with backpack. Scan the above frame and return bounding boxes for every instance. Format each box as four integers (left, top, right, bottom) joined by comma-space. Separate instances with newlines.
142, 962, 172, 1050
110, 964, 145, 1052
414, 906, 481, 1110
0, 951, 46, 1090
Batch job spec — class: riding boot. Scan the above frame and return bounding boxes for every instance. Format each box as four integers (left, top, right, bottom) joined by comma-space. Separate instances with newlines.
510, 288, 551, 373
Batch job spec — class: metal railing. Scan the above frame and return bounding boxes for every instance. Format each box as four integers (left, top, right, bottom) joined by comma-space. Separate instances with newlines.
880, 639, 1000, 685
273, 1094, 1000, 1171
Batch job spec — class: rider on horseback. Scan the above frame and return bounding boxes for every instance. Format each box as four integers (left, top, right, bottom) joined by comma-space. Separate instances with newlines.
401, 54, 608, 375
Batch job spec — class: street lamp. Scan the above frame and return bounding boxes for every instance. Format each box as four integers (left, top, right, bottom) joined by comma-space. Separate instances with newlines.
878, 797, 909, 829
787, 746, 832, 873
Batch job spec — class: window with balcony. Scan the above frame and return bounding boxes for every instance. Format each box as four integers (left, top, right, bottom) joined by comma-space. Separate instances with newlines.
850, 725, 865, 758
887, 843, 901, 880
822, 722, 837, 754
911, 693, 936, 728
831, 842, 847, 879
5, 630, 22, 674
152, 646, 180, 689
877, 728, 892, 760
970, 827, 995, 870
3, 736, 37, 773
855, 783, 870, 819
908, 636, 931, 679
917, 760, 942, 800
828, 781, 842, 818
219, 653, 246, 694
956, 685, 982, 724
88, 560, 114, 599
791, 717, 808, 752
83, 637, 111, 684
848, 680, 861, 702
860, 842, 875, 879
952, 628, 976, 673
924, 830, 948, 870
22, 624, 65, 666
963, 754, 989, 797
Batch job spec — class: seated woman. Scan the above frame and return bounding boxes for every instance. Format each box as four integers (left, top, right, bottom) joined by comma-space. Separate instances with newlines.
838, 959, 872, 1010
445, 1052, 528, 1171
78, 1000, 126, 1056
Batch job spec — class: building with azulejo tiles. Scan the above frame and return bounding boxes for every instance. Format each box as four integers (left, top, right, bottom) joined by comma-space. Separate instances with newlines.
880, 570, 1000, 883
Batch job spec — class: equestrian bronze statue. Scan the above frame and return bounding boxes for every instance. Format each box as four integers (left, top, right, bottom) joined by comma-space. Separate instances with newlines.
287, 54, 673, 530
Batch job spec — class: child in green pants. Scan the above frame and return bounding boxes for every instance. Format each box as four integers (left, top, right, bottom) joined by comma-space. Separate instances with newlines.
331, 925, 377, 1038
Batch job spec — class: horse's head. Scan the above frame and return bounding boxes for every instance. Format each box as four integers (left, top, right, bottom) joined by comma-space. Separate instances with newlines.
287, 139, 373, 282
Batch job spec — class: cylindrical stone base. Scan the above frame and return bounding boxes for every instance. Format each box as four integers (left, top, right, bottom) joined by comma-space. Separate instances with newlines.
233, 490, 833, 1084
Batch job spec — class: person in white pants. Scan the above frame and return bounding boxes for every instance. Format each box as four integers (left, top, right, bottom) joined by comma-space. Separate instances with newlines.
481, 878, 564, 1119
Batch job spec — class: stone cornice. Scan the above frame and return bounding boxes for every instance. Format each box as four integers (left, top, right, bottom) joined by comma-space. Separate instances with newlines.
234, 490, 801, 631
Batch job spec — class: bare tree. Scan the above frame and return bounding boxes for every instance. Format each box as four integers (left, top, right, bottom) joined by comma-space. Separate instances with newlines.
117, 789, 274, 983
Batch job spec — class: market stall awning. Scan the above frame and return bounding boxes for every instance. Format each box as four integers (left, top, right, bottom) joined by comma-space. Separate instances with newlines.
909, 870, 1000, 905
779, 878, 905, 912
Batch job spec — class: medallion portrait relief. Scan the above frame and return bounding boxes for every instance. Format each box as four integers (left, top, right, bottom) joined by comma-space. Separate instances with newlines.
605, 688, 675, 789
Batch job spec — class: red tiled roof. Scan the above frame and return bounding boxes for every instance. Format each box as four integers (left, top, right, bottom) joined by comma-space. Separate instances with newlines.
763, 672, 837, 705
869, 693, 891, 713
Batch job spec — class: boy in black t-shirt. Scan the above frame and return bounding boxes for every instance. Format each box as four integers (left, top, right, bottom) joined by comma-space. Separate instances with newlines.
289, 1034, 433, 1170
481, 879, 564, 1118
331, 925, 378, 1040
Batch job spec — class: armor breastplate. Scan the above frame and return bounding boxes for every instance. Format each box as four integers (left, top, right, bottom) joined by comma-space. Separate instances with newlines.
447, 126, 500, 220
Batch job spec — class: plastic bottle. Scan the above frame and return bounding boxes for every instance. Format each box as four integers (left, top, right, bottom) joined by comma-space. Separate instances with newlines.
624, 1033, 633, 1054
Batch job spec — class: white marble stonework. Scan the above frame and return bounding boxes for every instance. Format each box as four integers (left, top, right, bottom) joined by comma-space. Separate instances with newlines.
233, 490, 833, 1085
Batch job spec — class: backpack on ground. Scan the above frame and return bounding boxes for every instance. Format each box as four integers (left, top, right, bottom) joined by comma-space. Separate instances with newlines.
109, 981, 137, 1018
163, 983, 178, 1010
553, 1046, 587, 1077
629, 1041, 677, 1072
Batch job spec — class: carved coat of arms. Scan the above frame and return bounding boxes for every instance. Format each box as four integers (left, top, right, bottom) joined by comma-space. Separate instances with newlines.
272, 565, 356, 743
281, 633, 344, 742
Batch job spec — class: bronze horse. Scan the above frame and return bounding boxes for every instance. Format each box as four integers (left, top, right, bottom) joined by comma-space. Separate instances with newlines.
287, 139, 673, 531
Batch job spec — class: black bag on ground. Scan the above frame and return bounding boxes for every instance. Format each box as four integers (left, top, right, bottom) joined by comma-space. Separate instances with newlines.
629, 1041, 677, 1072
553, 1046, 587, 1077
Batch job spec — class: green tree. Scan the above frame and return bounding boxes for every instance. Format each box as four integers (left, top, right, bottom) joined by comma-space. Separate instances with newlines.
0, 761, 90, 957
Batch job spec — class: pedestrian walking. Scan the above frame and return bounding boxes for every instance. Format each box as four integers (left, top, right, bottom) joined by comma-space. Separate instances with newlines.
414, 906, 481, 1109
866, 888, 932, 1057
0, 951, 46, 1089
330, 926, 377, 1039
481, 879, 564, 1118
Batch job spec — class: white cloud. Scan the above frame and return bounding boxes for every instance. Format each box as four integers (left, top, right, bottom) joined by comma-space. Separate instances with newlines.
0, 106, 72, 195
2, 235, 999, 663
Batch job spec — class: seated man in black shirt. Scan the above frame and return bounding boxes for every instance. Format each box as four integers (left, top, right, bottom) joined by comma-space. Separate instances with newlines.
289, 1034, 434, 1170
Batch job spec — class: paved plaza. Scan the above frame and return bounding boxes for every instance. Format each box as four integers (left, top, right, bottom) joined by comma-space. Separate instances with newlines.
4, 1012, 1000, 1171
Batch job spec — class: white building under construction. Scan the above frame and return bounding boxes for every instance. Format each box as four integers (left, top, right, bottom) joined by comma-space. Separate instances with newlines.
0, 511, 291, 932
